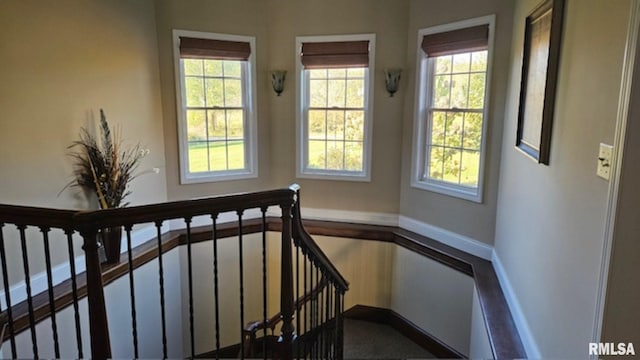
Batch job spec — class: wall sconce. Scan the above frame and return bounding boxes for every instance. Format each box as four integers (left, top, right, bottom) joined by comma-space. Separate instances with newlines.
271, 70, 286, 96
384, 68, 402, 97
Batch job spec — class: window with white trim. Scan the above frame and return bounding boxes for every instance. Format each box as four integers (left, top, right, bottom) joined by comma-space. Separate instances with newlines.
296, 34, 375, 181
412, 17, 494, 202
173, 30, 257, 184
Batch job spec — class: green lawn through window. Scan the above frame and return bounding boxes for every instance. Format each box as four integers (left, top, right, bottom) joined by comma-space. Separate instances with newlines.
188, 140, 245, 173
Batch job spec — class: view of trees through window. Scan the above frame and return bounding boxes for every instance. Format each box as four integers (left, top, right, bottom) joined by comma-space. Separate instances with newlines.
183, 58, 246, 173
425, 50, 487, 187
306, 68, 365, 172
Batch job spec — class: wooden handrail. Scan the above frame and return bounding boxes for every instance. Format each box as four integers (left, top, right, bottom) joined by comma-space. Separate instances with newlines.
0, 205, 76, 229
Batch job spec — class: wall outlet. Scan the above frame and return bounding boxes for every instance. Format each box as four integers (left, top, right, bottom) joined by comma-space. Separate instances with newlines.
597, 143, 613, 180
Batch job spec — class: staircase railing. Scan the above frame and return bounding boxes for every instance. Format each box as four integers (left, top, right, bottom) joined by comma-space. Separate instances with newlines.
0, 185, 347, 359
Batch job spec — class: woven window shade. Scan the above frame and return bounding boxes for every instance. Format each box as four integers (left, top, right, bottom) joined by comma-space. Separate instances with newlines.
179, 37, 251, 61
421, 25, 489, 57
301, 41, 369, 69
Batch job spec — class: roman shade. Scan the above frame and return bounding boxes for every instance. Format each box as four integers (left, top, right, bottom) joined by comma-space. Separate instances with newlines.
421, 25, 489, 57
179, 36, 251, 61
301, 40, 369, 69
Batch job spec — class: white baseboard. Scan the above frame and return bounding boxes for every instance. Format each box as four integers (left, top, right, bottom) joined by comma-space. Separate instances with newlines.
0, 223, 170, 309
491, 251, 539, 359
398, 215, 493, 260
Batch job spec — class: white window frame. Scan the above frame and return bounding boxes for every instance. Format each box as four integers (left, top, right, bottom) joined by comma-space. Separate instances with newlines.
173, 29, 258, 184
295, 34, 375, 182
410, 15, 495, 203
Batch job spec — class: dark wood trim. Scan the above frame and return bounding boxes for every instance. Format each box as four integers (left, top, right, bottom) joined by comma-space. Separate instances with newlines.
344, 305, 464, 359
4, 217, 525, 359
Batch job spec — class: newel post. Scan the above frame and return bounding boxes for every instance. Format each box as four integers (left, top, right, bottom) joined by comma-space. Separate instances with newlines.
278, 199, 296, 360
79, 224, 112, 359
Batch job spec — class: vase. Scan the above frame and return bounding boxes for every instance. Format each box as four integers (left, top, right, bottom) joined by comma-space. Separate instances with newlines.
99, 227, 122, 264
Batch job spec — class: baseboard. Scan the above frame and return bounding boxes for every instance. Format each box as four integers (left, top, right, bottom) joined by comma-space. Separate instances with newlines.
491, 251, 539, 359
298, 207, 399, 227
344, 304, 464, 359
399, 215, 494, 260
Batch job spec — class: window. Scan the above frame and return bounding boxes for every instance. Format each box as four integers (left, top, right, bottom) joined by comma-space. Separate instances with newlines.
296, 34, 375, 181
411, 16, 494, 202
173, 30, 257, 184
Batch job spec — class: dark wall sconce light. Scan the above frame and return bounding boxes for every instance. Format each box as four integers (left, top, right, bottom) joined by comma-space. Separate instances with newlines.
271, 70, 286, 96
384, 68, 402, 97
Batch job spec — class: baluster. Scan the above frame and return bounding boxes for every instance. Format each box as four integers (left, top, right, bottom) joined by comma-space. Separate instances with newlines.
0, 224, 17, 358
237, 210, 245, 360
296, 245, 300, 360
125, 225, 139, 358
211, 214, 220, 359
18, 225, 38, 358
66, 230, 84, 358
303, 253, 308, 359
185, 217, 195, 359
324, 275, 330, 358
333, 288, 339, 360
309, 262, 314, 359
41, 227, 60, 358
336, 293, 344, 360
261, 208, 268, 360
155, 221, 168, 359
279, 203, 295, 360
80, 226, 110, 359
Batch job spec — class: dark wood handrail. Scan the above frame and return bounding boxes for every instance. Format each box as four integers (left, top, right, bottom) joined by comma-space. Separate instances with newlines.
0, 205, 76, 229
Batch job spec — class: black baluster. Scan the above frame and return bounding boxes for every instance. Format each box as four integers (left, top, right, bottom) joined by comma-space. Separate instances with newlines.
303, 254, 308, 359
211, 214, 220, 359
261, 208, 268, 360
125, 225, 139, 358
66, 230, 83, 358
155, 221, 168, 359
0, 224, 17, 358
185, 217, 195, 359
324, 276, 330, 358
237, 210, 245, 360
41, 227, 60, 358
296, 245, 300, 360
18, 225, 38, 358
310, 262, 314, 359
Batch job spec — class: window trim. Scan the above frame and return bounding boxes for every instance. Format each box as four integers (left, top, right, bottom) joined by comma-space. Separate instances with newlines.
295, 34, 375, 182
173, 29, 258, 184
411, 15, 495, 203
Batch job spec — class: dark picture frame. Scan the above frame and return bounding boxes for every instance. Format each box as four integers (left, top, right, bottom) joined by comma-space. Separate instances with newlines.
515, 0, 565, 164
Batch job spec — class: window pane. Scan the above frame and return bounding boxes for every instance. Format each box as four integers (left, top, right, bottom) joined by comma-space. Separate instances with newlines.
433, 75, 450, 108
224, 79, 243, 107
327, 111, 345, 140
209, 141, 227, 171
185, 77, 205, 107
430, 111, 446, 146
227, 140, 245, 170
188, 141, 208, 173
184, 59, 203, 76
450, 73, 469, 109
308, 140, 326, 169
428, 146, 444, 181
463, 113, 482, 150
444, 112, 463, 148
227, 110, 244, 138
346, 79, 364, 108
205, 78, 224, 107
204, 60, 223, 76
328, 79, 346, 107
328, 69, 346, 78
187, 110, 206, 141
347, 68, 365, 77
326, 141, 344, 170
435, 56, 452, 75
460, 150, 480, 187
468, 73, 485, 109
442, 148, 462, 183
223, 61, 241, 77
471, 51, 487, 72
452, 53, 471, 73
345, 142, 363, 171
208, 110, 226, 139
345, 111, 364, 140
310, 79, 327, 107
309, 110, 326, 139
309, 69, 327, 79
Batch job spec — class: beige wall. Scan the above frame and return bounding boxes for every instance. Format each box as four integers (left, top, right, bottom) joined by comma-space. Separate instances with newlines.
494, 0, 631, 357
602, 6, 640, 344
399, 0, 515, 245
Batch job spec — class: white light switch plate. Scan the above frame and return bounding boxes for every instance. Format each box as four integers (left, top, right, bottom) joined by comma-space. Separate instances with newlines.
597, 143, 613, 180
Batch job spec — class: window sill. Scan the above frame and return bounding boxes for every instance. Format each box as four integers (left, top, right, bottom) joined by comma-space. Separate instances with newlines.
411, 179, 482, 203
181, 170, 258, 185
297, 170, 371, 182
